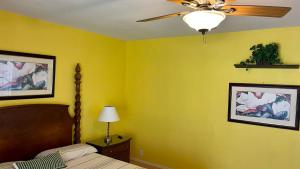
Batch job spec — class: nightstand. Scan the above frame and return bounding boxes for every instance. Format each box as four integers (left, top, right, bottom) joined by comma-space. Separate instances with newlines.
87, 135, 131, 162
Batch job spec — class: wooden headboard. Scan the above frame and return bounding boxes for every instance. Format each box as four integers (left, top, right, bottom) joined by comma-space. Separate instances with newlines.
0, 64, 82, 162
0, 104, 73, 162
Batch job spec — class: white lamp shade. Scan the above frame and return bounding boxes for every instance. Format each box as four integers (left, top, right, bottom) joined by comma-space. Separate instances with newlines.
98, 106, 120, 122
183, 10, 226, 31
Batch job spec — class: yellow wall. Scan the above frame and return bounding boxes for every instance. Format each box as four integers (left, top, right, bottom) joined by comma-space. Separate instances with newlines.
0, 10, 127, 141
3, 9, 300, 169
126, 27, 300, 169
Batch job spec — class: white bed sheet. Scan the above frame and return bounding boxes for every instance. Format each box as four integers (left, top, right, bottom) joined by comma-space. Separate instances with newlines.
66, 153, 145, 169
0, 153, 144, 169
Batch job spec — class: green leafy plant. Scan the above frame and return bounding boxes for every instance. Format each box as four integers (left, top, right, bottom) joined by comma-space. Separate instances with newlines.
240, 43, 281, 65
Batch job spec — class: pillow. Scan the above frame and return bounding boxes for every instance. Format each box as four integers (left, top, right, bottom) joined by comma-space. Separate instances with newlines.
35, 144, 97, 162
14, 152, 65, 169
0, 162, 15, 169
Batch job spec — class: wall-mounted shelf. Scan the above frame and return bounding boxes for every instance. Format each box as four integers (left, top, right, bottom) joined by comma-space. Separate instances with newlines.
234, 64, 299, 69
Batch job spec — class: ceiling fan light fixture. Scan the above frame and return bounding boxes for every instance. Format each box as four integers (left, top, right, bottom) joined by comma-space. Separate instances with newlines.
183, 10, 226, 32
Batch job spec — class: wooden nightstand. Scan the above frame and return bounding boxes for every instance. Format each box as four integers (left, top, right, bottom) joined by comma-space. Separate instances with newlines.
87, 135, 131, 162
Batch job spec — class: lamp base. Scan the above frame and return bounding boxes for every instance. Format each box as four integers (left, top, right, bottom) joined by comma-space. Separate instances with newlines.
104, 136, 111, 144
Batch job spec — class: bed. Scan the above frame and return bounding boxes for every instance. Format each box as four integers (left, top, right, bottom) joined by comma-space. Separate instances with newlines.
66, 153, 141, 169
0, 64, 144, 168
0, 105, 143, 169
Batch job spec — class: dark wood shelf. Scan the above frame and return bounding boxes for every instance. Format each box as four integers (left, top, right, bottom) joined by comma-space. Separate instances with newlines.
234, 64, 299, 69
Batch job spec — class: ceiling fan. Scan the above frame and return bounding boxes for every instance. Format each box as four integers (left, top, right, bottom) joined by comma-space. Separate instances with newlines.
137, 0, 291, 35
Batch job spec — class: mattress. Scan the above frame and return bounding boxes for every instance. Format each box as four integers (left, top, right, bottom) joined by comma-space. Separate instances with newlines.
66, 153, 145, 169
0, 153, 145, 169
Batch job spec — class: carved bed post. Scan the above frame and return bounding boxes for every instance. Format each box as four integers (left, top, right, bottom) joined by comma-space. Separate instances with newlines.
74, 63, 81, 144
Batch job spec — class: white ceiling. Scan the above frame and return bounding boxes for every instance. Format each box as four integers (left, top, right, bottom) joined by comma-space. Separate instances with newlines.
0, 0, 299, 40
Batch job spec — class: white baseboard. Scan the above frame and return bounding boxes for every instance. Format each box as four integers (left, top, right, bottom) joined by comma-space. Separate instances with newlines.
131, 157, 172, 169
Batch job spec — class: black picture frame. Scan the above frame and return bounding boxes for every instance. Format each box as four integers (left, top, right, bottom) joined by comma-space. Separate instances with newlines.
0, 50, 56, 100
228, 83, 300, 130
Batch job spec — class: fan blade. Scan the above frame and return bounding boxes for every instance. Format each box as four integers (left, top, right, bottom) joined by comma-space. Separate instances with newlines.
137, 11, 189, 22
223, 5, 291, 17
224, 0, 236, 2
167, 0, 184, 5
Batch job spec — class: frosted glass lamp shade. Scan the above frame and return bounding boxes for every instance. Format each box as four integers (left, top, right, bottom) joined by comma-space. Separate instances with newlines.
98, 106, 120, 122
183, 10, 226, 31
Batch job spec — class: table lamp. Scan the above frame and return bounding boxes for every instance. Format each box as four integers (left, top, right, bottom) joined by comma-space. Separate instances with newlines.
98, 106, 120, 144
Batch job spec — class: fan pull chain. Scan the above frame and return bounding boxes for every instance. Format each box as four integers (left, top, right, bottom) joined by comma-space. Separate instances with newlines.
199, 29, 208, 44
202, 35, 206, 44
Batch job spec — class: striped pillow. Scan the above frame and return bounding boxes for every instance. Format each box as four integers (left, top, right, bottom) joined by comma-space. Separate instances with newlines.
14, 152, 66, 169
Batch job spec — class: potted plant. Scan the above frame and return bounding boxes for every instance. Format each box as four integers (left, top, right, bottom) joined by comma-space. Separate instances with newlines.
240, 43, 281, 66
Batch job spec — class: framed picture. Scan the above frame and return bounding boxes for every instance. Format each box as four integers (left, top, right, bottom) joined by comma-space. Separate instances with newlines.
228, 83, 300, 130
0, 50, 55, 100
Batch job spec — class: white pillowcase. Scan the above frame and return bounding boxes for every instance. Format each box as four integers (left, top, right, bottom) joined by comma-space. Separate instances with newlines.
35, 144, 97, 162
0, 162, 15, 169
